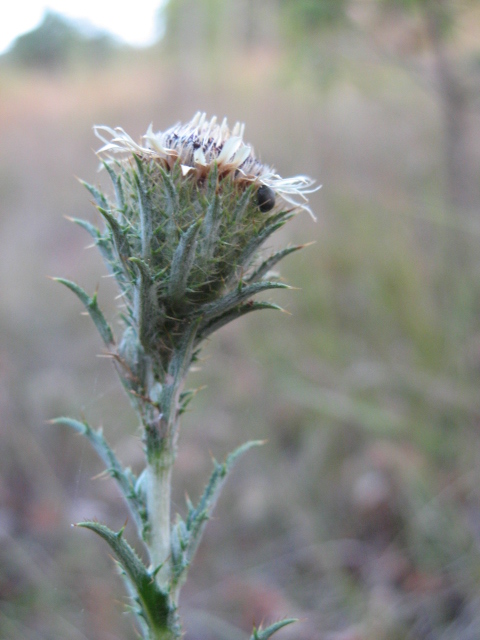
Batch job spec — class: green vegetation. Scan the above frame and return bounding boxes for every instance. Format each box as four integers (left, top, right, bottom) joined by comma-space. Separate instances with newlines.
3, 10, 122, 71
1, 1, 480, 638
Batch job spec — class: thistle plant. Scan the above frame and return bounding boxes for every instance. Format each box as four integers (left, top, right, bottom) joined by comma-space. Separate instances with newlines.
54, 112, 317, 640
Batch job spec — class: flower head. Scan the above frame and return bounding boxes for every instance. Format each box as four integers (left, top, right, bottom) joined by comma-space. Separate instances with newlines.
81, 113, 318, 372
95, 112, 319, 218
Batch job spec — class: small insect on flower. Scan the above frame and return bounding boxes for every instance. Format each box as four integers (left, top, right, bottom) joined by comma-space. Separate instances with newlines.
256, 185, 276, 212
94, 112, 320, 219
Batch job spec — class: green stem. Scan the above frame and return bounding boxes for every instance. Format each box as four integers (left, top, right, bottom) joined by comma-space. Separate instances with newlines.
146, 454, 174, 587
148, 627, 177, 640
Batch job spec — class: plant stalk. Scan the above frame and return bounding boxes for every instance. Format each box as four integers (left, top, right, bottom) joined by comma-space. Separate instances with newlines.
146, 451, 174, 587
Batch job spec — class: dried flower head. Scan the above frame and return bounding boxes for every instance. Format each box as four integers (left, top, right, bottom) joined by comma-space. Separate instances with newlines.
73, 113, 318, 376
95, 112, 318, 218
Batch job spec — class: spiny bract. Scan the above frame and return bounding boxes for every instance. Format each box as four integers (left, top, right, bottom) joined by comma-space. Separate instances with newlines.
81, 113, 317, 373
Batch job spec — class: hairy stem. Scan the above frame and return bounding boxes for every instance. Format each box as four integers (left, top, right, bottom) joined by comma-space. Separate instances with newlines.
146, 454, 174, 587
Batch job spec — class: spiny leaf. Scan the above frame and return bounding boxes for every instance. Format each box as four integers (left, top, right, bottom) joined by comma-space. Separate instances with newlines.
233, 184, 254, 224
197, 281, 290, 323
171, 440, 264, 587
132, 158, 153, 259
67, 216, 101, 241
97, 206, 132, 263
129, 256, 154, 282
67, 217, 119, 275
54, 278, 114, 346
168, 319, 201, 382
159, 165, 180, 219
158, 320, 201, 432
167, 220, 201, 303
232, 212, 297, 280
76, 521, 172, 630
186, 440, 265, 551
80, 180, 108, 210
206, 162, 218, 199
102, 160, 125, 213
197, 301, 283, 344
129, 257, 163, 354
178, 388, 198, 415
51, 417, 146, 535
201, 192, 222, 259
247, 245, 307, 283
250, 619, 298, 640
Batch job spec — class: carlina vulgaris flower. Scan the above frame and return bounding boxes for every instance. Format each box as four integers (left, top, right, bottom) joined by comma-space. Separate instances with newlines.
95, 111, 320, 219
88, 112, 320, 372
55, 112, 317, 640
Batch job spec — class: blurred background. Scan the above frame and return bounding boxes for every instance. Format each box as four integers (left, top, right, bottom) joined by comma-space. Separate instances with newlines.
1, 1, 480, 638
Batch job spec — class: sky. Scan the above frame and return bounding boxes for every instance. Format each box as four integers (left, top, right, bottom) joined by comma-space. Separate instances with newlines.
0, 0, 166, 54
